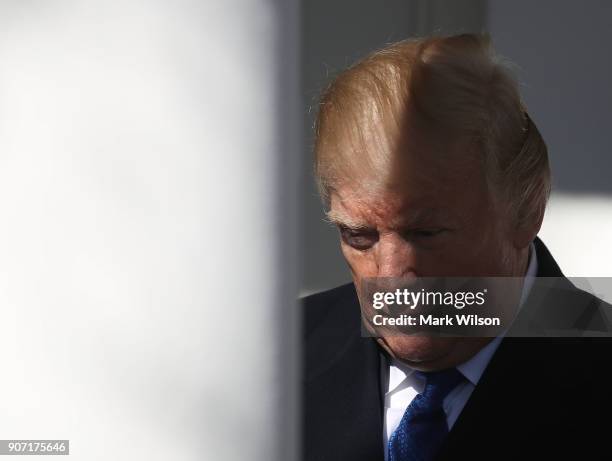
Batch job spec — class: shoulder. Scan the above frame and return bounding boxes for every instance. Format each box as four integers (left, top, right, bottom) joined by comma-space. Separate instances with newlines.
301, 282, 357, 307
300, 283, 366, 380
300, 283, 359, 337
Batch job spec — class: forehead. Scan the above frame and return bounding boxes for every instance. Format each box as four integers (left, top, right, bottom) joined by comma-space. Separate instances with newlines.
327, 142, 489, 229
328, 187, 455, 228
323, 106, 491, 226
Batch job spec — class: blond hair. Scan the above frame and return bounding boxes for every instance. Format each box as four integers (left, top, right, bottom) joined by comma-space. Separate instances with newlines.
314, 34, 550, 230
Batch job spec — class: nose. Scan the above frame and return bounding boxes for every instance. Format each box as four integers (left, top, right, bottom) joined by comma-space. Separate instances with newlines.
376, 232, 417, 278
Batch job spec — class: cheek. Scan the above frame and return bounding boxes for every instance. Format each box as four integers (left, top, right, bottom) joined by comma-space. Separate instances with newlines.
442, 233, 510, 276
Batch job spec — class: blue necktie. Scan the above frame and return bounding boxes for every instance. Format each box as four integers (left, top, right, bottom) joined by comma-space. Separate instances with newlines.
387, 368, 464, 461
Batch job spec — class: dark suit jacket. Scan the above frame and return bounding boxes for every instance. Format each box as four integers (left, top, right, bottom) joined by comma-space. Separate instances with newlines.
302, 238, 612, 460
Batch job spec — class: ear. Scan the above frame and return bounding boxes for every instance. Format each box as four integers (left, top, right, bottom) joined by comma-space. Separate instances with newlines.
511, 205, 545, 250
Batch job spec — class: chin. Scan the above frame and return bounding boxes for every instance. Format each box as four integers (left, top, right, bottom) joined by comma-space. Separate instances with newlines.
380, 336, 458, 368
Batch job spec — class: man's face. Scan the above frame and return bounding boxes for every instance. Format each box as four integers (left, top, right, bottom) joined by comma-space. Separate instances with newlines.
329, 129, 525, 370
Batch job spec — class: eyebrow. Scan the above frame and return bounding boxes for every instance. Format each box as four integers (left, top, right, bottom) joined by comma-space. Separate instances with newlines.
324, 210, 373, 230
325, 207, 452, 230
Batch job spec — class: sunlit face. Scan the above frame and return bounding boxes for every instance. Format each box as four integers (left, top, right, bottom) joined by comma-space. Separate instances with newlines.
328, 130, 529, 370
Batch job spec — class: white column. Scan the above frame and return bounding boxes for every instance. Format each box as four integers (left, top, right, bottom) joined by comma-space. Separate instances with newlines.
0, 1, 299, 460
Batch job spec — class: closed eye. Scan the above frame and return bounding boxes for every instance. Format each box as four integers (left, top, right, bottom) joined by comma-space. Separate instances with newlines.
338, 226, 379, 251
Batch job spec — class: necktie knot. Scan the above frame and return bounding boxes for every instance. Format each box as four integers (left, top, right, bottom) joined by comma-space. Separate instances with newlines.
415, 368, 464, 405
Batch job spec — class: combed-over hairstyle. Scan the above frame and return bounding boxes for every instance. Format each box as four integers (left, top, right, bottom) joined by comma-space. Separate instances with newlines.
314, 33, 550, 230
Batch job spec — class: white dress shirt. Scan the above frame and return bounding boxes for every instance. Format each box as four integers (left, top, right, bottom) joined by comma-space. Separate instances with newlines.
381, 243, 538, 458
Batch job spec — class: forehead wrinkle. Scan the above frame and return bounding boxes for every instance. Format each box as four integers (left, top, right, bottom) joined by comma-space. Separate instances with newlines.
328, 194, 450, 230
